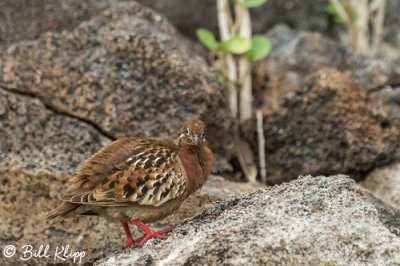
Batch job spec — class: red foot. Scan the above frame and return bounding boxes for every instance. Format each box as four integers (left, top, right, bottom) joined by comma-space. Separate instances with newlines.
120, 220, 137, 249
131, 219, 173, 246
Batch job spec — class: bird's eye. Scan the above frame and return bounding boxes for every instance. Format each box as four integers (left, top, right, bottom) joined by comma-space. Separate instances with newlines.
185, 128, 190, 136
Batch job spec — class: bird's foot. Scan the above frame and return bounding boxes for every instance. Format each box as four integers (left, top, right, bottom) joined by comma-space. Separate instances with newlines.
131, 219, 173, 246
123, 239, 137, 249
136, 227, 173, 246
120, 220, 137, 249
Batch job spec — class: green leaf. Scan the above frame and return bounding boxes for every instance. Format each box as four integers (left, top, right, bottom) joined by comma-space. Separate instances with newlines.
325, 3, 358, 24
325, 3, 337, 16
196, 28, 219, 50
243, 0, 268, 8
246, 35, 271, 61
325, 3, 344, 24
221, 36, 252, 55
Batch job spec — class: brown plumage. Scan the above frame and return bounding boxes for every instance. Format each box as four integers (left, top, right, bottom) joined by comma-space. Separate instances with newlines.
48, 118, 214, 247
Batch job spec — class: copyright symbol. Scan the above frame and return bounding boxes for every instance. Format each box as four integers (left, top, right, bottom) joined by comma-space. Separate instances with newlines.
3, 245, 16, 258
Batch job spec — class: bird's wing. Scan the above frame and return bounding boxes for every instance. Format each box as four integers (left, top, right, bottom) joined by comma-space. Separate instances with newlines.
62, 139, 188, 207
66, 137, 142, 194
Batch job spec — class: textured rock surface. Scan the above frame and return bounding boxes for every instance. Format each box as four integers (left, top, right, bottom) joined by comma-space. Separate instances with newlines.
246, 68, 400, 184
253, 25, 400, 116
0, 88, 115, 266
0, 0, 109, 53
362, 163, 400, 208
0, 89, 258, 265
0, 2, 234, 167
95, 175, 400, 266
371, 85, 400, 119
0, 90, 110, 175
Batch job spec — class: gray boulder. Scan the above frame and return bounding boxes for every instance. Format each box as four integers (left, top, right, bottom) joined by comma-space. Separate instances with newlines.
95, 175, 400, 265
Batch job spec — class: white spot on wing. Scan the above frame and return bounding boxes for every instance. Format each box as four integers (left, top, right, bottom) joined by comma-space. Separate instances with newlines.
139, 189, 154, 205
136, 151, 145, 157
129, 193, 138, 201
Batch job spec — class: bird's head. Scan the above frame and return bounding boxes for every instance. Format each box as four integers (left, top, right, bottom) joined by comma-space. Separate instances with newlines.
178, 118, 206, 146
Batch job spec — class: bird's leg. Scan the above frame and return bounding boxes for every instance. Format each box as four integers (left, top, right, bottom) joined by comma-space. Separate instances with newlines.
131, 219, 173, 246
120, 220, 136, 248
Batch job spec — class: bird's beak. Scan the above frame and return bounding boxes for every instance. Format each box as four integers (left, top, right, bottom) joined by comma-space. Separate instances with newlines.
193, 135, 200, 145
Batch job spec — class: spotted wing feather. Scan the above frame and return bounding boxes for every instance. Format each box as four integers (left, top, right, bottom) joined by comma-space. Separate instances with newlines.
63, 140, 187, 207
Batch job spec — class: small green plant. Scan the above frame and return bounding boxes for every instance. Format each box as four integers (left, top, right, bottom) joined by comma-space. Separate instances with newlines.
196, 0, 271, 121
246, 35, 272, 61
197, 29, 271, 60
325, 3, 358, 24
196, 0, 271, 182
325, 0, 386, 56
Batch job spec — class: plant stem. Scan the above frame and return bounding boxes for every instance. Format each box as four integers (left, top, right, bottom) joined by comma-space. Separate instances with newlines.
329, 0, 356, 50
370, 0, 386, 55
236, 1, 252, 122
351, 0, 369, 54
256, 109, 267, 183
217, 0, 238, 119
330, 0, 386, 56
231, 4, 244, 35
330, 0, 351, 25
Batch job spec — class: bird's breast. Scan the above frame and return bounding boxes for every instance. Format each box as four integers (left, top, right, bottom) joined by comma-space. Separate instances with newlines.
177, 146, 212, 195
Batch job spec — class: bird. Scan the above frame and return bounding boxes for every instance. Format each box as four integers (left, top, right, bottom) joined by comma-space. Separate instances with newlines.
47, 118, 214, 248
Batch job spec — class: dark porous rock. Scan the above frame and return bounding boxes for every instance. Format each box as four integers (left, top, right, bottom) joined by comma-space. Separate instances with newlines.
0, 2, 234, 168
0, 88, 256, 264
254, 25, 400, 117
0, 0, 110, 52
136, 0, 329, 40
95, 175, 400, 266
0, 90, 110, 175
0, 88, 118, 266
246, 68, 400, 184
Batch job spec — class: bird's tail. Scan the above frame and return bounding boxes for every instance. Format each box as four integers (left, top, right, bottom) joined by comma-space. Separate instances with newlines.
47, 202, 79, 220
